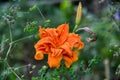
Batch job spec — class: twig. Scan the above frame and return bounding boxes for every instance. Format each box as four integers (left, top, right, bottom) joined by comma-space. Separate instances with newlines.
36, 7, 46, 21
7, 64, 31, 70
4, 22, 22, 80
10, 35, 33, 44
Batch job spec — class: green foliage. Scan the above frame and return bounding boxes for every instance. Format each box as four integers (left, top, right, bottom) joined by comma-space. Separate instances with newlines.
116, 64, 120, 76
60, 0, 73, 23
29, 5, 37, 11
44, 19, 51, 27
32, 58, 101, 80
88, 56, 102, 68
10, 73, 16, 80
24, 21, 38, 34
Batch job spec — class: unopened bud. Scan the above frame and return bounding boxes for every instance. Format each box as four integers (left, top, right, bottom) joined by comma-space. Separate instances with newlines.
75, 2, 82, 25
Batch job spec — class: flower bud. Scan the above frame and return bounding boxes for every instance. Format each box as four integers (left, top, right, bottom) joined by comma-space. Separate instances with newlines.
75, 2, 82, 25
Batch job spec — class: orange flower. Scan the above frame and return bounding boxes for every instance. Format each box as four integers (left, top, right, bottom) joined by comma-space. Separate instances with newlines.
34, 24, 84, 68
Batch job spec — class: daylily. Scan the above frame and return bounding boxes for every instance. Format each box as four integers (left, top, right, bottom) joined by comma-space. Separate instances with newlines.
34, 24, 84, 68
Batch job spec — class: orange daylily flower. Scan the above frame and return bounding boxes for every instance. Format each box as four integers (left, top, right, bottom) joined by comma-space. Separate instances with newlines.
34, 24, 84, 68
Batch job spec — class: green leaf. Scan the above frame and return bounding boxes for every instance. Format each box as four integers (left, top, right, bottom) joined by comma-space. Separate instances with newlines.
10, 73, 16, 80
32, 65, 36, 69
31, 21, 37, 25
21, 75, 24, 78
29, 5, 37, 11
31, 77, 36, 80
45, 19, 51, 23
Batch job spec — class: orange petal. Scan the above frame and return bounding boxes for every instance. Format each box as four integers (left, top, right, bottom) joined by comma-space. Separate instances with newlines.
72, 52, 78, 62
63, 55, 73, 68
47, 53, 62, 68
51, 48, 63, 57
45, 28, 58, 38
34, 37, 56, 50
56, 24, 69, 45
60, 42, 72, 56
40, 27, 59, 45
78, 42, 84, 50
67, 33, 84, 49
34, 51, 44, 60
63, 52, 78, 68
39, 27, 48, 38
44, 28, 58, 44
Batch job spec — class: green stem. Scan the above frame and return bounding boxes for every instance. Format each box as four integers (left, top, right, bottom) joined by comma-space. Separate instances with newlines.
7, 64, 30, 70
4, 22, 22, 80
4, 43, 12, 60
9, 23, 12, 42
37, 7, 46, 21
73, 25, 78, 32
10, 35, 33, 44
5, 23, 13, 60
6, 61, 22, 80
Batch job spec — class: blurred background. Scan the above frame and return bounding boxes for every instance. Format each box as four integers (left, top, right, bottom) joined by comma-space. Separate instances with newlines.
0, 0, 120, 80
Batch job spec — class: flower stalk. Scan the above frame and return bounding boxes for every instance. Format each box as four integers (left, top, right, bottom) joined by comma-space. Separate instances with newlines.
73, 2, 82, 32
